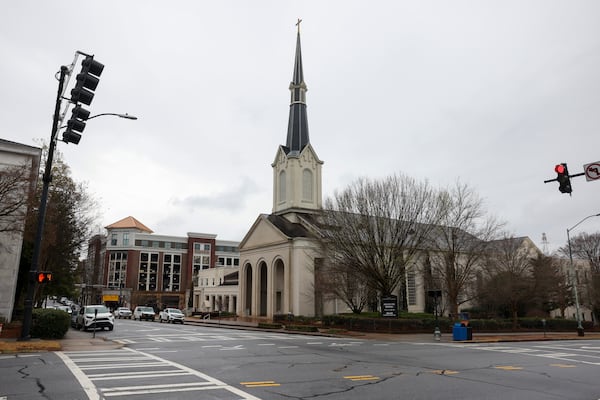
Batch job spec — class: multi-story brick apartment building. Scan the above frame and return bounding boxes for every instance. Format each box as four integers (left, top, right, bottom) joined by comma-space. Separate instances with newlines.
85, 216, 239, 312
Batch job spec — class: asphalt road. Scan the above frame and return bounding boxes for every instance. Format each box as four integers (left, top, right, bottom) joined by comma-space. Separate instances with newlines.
1, 319, 599, 399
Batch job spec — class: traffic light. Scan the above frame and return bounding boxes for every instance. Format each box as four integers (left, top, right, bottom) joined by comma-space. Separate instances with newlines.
62, 105, 90, 144
37, 272, 52, 283
66, 55, 103, 145
70, 56, 104, 106
555, 163, 572, 194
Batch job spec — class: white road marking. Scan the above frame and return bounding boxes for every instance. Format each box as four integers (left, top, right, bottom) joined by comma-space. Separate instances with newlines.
221, 344, 244, 350
329, 342, 361, 347
426, 342, 600, 366
60, 347, 262, 400
55, 351, 100, 400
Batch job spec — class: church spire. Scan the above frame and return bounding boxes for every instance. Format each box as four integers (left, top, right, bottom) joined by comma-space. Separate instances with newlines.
285, 19, 309, 155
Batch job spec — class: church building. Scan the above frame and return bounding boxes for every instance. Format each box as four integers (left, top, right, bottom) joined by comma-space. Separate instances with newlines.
238, 25, 332, 318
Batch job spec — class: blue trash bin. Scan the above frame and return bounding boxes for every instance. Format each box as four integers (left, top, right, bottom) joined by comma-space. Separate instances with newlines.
452, 323, 468, 341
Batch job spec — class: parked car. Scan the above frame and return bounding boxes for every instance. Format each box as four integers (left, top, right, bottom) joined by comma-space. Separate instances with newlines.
133, 306, 156, 321
159, 308, 185, 324
114, 307, 132, 319
75, 305, 114, 331
53, 305, 72, 314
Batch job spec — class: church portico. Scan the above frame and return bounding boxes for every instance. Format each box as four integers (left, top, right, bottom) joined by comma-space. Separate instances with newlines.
239, 249, 291, 319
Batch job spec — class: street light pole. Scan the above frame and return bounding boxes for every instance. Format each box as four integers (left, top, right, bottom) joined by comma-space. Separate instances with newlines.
566, 212, 600, 337
19, 67, 136, 340
88, 113, 137, 121
19, 66, 67, 341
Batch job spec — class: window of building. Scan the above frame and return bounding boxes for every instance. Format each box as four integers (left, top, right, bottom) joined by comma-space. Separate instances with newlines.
111, 233, 118, 246
122, 232, 129, 246
107, 252, 127, 289
407, 269, 417, 306
279, 170, 286, 202
138, 252, 159, 291
192, 241, 211, 273
162, 253, 181, 292
302, 169, 313, 201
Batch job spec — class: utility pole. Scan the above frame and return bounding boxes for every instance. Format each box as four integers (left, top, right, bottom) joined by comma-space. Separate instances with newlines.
19, 66, 68, 341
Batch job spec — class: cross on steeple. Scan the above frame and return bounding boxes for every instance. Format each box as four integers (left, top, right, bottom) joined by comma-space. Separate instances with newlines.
296, 18, 302, 33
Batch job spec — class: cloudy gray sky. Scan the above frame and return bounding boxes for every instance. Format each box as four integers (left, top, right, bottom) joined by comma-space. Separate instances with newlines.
3, 1, 600, 253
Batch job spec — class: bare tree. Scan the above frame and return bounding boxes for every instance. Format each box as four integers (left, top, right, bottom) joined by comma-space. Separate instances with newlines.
482, 235, 538, 328
426, 181, 504, 317
562, 232, 600, 325
16, 144, 100, 308
317, 255, 372, 314
321, 173, 446, 308
0, 163, 36, 240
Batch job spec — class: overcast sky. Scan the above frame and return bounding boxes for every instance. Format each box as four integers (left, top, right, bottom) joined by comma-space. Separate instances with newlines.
3, 1, 600, 253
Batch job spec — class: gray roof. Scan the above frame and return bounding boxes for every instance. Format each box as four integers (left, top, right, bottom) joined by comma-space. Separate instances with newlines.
284, 29, 310, 156
267, 214, 314, 239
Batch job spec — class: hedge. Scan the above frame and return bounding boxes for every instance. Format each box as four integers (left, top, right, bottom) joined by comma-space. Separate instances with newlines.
321, 314, 595, 333
31, 308, 70, 339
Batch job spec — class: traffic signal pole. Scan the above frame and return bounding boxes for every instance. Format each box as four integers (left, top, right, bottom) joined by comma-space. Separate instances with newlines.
544, 162, 585, 195
19, 66, 68, 341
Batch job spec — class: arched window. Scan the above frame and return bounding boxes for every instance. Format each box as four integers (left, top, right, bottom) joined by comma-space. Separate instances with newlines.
302, 169, 313, 201
279, 170, 286, 202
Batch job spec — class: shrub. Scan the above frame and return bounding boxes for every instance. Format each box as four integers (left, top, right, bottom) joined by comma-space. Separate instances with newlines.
285, 324, 319, 332
31, 308, 70, 339
322, 314, 595, 333
258, 322, 283, 329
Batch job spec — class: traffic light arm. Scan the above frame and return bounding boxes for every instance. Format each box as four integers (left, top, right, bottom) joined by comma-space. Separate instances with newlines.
543, 171, 585, 183
57, 52, 88, 128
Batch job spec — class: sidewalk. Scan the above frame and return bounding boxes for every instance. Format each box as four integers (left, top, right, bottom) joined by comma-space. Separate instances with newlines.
1, 318, 599, 353
186, 317, 600, 343
0, 328, 122, 353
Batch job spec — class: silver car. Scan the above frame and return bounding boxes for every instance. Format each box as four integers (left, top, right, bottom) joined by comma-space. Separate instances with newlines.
114, 307, 132, 319
159, 308, 185, 324
133, 306, 155, 321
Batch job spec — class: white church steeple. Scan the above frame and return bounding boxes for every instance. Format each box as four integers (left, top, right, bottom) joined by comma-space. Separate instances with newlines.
272, 21, 323, 215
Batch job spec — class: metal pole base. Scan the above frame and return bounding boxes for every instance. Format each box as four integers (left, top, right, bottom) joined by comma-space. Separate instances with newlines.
577, 327, 584, 337
434, 327, 441, 341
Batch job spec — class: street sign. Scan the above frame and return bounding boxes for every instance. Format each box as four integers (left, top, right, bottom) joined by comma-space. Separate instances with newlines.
584, 161, 600, 182
381, 295, 398, 318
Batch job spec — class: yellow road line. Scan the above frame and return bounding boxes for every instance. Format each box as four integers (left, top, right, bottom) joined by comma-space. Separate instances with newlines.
344, 375, 380, 381
240, 381, 281, 387
550, 364, 576, 368
495, 366, 523, 371
430, 370, 459, 375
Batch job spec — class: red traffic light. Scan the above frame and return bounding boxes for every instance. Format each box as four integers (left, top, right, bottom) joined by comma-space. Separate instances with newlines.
36, 272, 52, 283
555, 164, 565, 174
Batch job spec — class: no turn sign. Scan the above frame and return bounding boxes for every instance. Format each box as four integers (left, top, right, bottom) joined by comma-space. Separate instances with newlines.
584, 161, 600, 182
